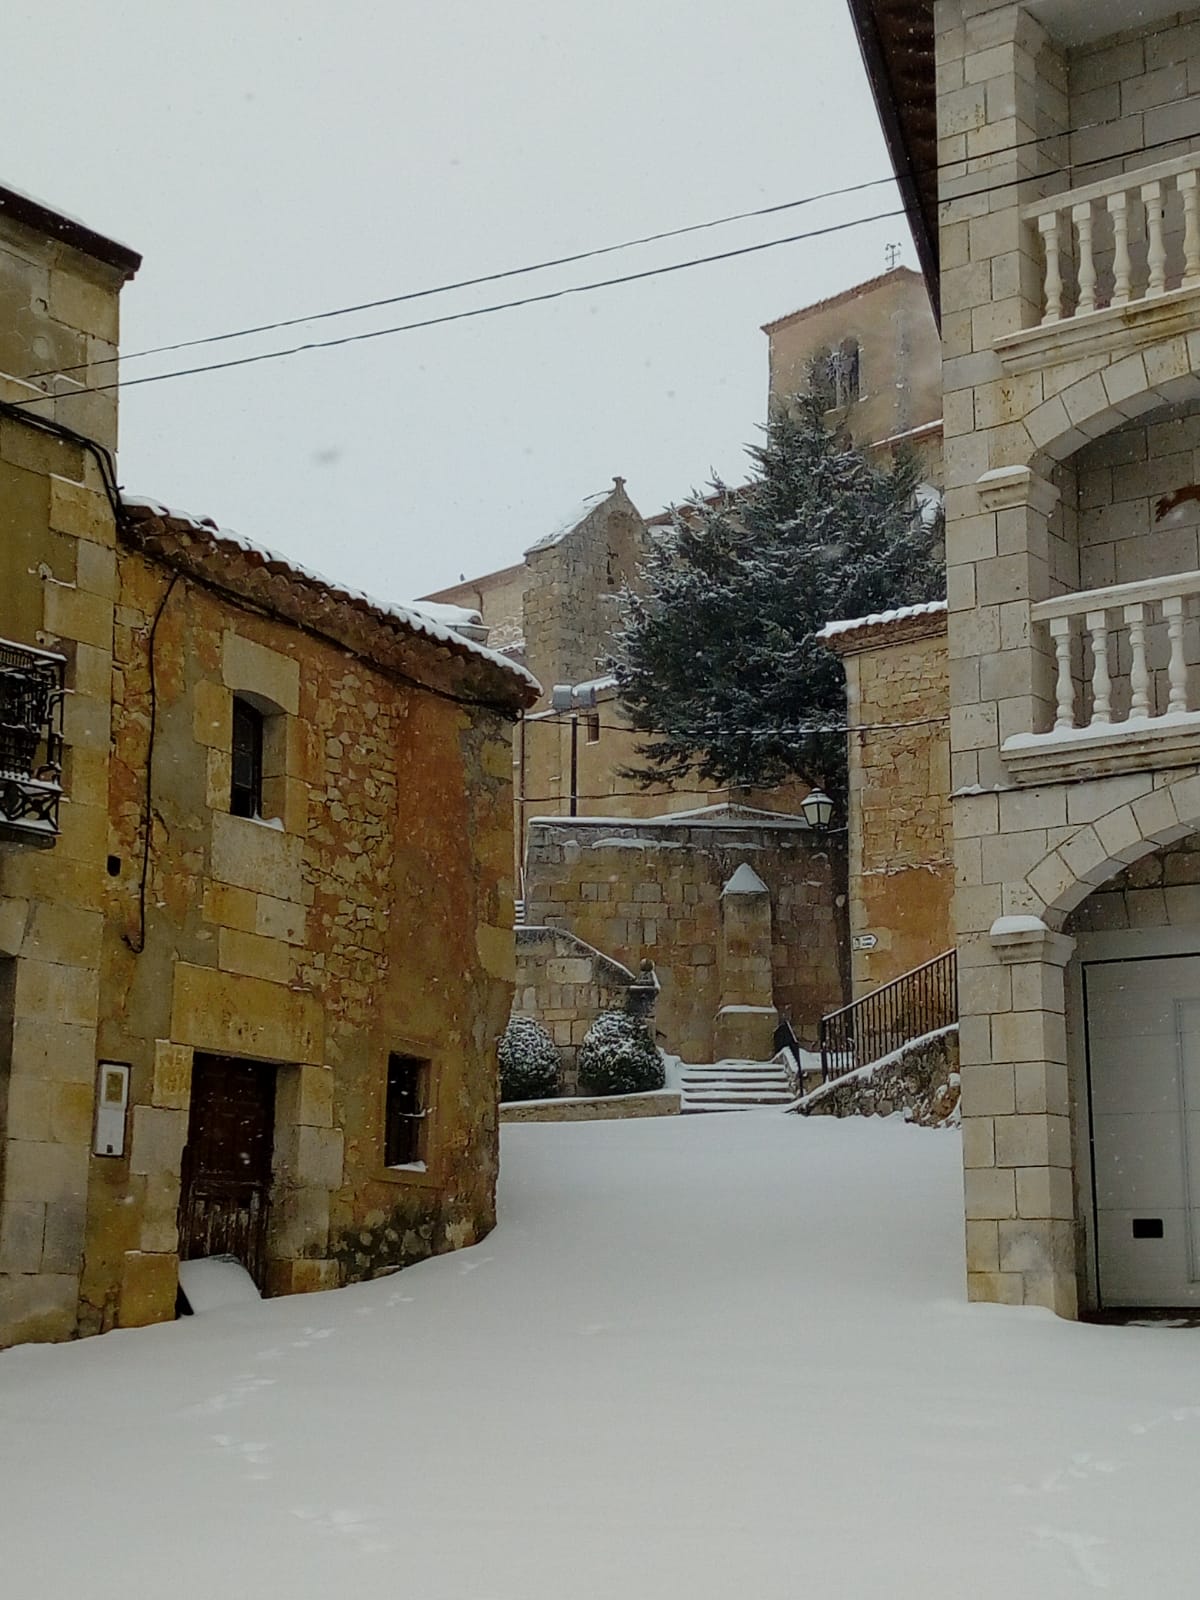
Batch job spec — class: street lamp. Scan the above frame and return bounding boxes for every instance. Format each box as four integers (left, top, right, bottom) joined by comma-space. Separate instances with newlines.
801, 787, 835, 830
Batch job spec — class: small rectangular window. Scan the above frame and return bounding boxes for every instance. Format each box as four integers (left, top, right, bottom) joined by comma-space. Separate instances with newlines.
585, 712, 601, 744
230, 697, 264, 818
385, 1054, 429, 1167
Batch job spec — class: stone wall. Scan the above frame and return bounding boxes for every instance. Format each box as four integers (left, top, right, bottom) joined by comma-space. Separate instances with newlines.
499, 1090, 680, 1123
824, 607, 953, 996
523, 808, 842, 1061
763, 266, 943, 447
0, 203, 136, 1345
522, 479, 646, 700
797, 1026, 959, 1127
513, 925, 642, 1094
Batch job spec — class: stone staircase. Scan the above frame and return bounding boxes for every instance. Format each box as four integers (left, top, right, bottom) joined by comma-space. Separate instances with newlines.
678, 1059, 794, 1114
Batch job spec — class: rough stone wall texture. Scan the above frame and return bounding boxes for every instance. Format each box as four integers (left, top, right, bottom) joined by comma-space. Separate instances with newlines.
0, 217, 130, 1346
522, 480, 647, 703
513, 925, 637, 1094
937, 1, 1200, 1318
523, 812, 842, 1061
797, 1027, 959, 1127
765, 267, 943, 446
833, 618, 953, 996
70, 550, 517, 1336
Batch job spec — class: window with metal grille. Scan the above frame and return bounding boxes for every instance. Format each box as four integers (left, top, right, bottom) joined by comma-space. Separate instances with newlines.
230, 697, 264, 818
385, 1054, 429, 1167
0, 638, 65, 839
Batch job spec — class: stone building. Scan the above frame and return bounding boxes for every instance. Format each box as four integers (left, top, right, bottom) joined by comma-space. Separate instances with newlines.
819, 601, 953, 996
763, 265, 944, 479
852, 0, 1200, 1315
0, 185, 536, 1347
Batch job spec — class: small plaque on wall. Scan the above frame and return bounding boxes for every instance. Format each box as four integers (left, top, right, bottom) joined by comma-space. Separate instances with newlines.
93, 1061, 130, 1157
852, 933, 878, 951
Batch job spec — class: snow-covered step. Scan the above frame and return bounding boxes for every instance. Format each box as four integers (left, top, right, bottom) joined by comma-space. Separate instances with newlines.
678, 1059, 794, 1114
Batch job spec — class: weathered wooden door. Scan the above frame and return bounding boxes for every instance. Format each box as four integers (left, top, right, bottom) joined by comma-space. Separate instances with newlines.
178, 1054, 276, 1289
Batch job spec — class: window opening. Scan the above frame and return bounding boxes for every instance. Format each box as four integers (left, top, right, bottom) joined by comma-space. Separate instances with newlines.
585, 712, 601, 744
230, 697, 265, 818
385, 1053, 429, 1167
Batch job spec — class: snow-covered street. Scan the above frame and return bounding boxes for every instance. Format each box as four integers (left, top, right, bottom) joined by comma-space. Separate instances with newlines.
3, 1113, 1199, 1597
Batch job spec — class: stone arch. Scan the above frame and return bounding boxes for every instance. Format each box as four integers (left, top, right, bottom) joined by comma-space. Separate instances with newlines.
1021, 338, 1200, 477
1017, 770, 1200, 930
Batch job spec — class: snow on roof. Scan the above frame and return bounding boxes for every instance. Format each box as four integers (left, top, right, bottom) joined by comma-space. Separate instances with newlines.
525, 490, 611, 555
406, 599, 484, 629
0, 181, 141, 274
722, 862, 770, 896
525, 477, 630, 555
760, 266, 921, 333
121, 495, 539, 694
817, 599, 947, 640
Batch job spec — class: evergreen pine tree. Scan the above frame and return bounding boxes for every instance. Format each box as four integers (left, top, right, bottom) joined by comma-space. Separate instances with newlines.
613, 394, 944, 807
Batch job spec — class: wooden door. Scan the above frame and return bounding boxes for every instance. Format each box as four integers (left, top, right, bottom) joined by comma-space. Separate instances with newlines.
178, 1053, 277, 1288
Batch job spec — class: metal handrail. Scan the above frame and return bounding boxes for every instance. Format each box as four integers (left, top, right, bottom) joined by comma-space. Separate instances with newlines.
819, 949, 957, 1083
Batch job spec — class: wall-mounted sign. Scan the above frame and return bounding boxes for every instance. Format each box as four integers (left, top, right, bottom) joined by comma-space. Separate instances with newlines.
851, 933, 878, 951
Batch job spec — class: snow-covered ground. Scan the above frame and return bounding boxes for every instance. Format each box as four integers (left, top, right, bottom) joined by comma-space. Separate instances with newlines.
3, 1114, 1199, 1597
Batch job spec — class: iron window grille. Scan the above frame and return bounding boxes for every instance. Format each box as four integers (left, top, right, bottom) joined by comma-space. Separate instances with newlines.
0, 638, 66, 839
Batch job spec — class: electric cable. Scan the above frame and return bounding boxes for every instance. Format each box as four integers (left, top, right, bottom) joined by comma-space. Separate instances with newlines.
24, 77, 1198, 386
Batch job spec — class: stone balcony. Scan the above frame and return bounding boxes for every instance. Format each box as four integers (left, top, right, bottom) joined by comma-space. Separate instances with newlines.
995, 152, 1200, 379
1003, 569, 1200, 781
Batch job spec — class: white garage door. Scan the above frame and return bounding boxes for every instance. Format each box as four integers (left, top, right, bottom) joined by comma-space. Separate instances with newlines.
1086, 956, 1200, 1308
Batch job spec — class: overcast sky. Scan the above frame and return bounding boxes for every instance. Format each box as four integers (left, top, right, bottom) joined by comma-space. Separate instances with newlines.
4, 1, 909, 602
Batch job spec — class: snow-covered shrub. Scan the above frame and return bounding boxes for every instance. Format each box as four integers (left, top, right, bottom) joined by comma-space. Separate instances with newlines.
498, 1014, 561, 1102
577, 1010, 665, 1096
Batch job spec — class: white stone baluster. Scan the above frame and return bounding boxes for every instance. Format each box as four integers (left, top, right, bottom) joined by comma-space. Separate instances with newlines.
1038, 211, 1064, 324
1181, 170, 1200, 289
1049, 615, 1076, 731
1108, 190, 1132, 306
1163, 595, 1190, 713
1124, 601, 1151, 720
1143, 179, 1167, 296
1073, 201, 1097, 314
1086, 609, 1112, 725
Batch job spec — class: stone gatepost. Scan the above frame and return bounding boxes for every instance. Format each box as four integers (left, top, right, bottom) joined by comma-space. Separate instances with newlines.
960, 916, 1076, 1317
713, 863, 778, 1061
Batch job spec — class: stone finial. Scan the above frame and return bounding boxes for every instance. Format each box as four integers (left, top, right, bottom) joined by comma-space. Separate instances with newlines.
612, 476, 626, 491
721, 861, 769, 896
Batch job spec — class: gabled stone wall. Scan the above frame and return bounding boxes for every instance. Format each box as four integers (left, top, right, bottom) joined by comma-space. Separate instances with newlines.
523, 809, 842, 1061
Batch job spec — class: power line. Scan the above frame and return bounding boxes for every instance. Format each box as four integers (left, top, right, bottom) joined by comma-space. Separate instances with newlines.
24, 78, 1196, 390
13, 96, 1200, 412
28, 177, 900, 382
6, 206, 907, 405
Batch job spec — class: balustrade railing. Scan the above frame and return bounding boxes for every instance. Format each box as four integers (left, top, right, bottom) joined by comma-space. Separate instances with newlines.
1024, 152, 1200, 326
1028, 570, 1200, 737
819, 950, 957, 1084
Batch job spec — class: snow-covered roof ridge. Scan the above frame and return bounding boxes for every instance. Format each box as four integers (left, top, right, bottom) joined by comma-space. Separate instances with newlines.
818, 598, 947, 640
120, 495, 540, 702
524, 476, 632, 555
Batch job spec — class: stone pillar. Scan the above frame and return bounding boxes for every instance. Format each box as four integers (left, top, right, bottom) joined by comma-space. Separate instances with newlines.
960, 916, 1076, 1316
714, 863, 777, 1061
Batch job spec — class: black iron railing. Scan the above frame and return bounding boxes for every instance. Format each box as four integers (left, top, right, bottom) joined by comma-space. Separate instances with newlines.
819, 949, 957, 1083
0, 638, 66, 838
